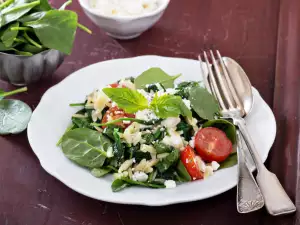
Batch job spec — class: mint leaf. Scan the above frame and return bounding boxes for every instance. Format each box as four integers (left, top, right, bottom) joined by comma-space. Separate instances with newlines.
134, 68, 181, 89
150, 94, 192, 118
102, 88, 148, 113
188, 87, 220, 120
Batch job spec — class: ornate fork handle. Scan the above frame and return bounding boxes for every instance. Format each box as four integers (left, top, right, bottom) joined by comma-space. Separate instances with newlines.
233, 116, 296, 216
236, 130, 264, 213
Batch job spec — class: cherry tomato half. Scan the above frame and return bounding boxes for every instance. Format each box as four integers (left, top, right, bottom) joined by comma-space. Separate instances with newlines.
101, 106, 135, 128
195, 127, 232, 162
181, 145, 203, 180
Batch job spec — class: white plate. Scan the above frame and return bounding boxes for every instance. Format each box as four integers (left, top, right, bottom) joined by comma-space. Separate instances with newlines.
27, 56, 276, 206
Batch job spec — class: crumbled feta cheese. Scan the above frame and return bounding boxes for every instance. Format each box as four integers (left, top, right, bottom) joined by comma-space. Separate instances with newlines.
182, 99, 191, 109
164, 180, 176, 189
132, 171, 148, 182
132, 158, 136, 163
135, 109, 158, 121
123, 120, 131, 124
123, 122, 142, 145
195, 156, 206, 172
204, 166, 214, 179
189, 137, 195, 148
165, 88, 178, 95
162, 130, 184, 149
118, 159, 134, 173
106, 146, 113, 158
161, 117, 181, 129
211, 161, 220, 171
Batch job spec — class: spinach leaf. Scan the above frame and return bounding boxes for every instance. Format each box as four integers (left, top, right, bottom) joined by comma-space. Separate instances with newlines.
175, 81, 200, 99
219, 152, 237, 169
33, 0, 51, 11
176, 160, 191, 182
176, 120, 193, 141
0, 41, 16, 50
0, 0, 41, 26
133, 151, 151, 163
56, 123, 76, 146
148, 169, 157, 182
24, 10, 78, 54
142, 129, 165, 145
17, 11, 46, 23
1, 21, 19, 47
121, 178, 165, 189
91, 167, 112, 178
156, 149, 180, 173
102, 88, 148, 113
134, 67, 181, 89
202, 119, 237, 144
20, 43, 46, 54
111, 179, 130, 192
72, 116, 92, 129
154, 142, 173, 154
188, 86, 220, 120
0, 99, 32, 135
111, 128, 125, 166
61, 128, 111, 168
150, 94, 192, 118
103, 125, 122, 140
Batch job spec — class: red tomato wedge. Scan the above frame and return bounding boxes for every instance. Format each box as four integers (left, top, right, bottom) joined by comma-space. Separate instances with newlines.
181, 145, 203, 180
194, 127, 232, 162
102, 106, 135, 128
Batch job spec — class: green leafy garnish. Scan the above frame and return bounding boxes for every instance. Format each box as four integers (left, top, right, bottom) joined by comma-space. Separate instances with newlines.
111, 179, 129, 192
1, 21, 19, 47
102, 87, 148, 113
176, 160, 191, 182
156, 149, 180, 173
134, 67, 181, 89
219, 152, 237, 169
188, 86, 220, 120
91, 168, 112, 178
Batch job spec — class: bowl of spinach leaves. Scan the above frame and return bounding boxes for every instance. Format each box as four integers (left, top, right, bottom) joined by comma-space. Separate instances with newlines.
0, 0, 91, 85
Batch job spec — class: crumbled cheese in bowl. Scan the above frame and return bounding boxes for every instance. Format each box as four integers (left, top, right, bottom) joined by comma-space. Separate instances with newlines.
89, 0, 160, 17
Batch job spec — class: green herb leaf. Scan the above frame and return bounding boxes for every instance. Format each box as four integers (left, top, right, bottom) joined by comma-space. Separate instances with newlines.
1, 21, 19, 47
188, 86, 220, 120
176, 160, 191, 182
61, 128, 112, 168
134, 67, 181, 89
111, 179, 129, 192
202, 119, 237, 144
0, 99, 32, 135
91, 168, 112, 178
156, 149, 180, 173
150, 94, 192, 118
102, 87, 148, 113
24, 10, 78, 54
17, 11, 46, 23
219, 152, 237, 169
121, 178, 165, 188
33, 0, 52, 11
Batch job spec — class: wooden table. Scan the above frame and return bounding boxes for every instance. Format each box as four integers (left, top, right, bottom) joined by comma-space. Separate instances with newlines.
1, 0, 299, 224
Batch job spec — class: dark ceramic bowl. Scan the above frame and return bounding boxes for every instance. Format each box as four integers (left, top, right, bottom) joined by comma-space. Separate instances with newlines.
0, 49, 65, 85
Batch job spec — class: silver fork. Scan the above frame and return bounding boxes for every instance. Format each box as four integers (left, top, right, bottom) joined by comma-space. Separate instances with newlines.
198, 50, 296, 216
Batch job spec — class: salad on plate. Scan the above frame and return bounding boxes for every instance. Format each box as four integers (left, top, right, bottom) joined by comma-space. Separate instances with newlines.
57, 67, 237, 192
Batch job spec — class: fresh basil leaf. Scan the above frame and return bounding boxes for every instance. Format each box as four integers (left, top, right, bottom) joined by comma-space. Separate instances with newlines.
91, 168, 112, 178
111, 179, 129, 192
61, 128, 112, 168
24, 10, 78, 54
150, 94, 192, 118
156, 149, 180, 173
134, 67, 181, 89
202, 119, 237, 144
1, 22, 19, 47
0, 99, 32, 135
219, 152, 237, 169
176, 160, 191, 182
102, 87, 148, 113
188, 86, 220, 120
33, 0, 51, 11
17, 11, 46, 23
0, 0, 41, 26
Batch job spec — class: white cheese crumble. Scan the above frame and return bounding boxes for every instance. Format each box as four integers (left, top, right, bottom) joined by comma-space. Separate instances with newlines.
165, 88, 178, 95
119, 79, 136, 89
182, 99, 191, 109
161, 117, 181, 129
211, 161, 220, 171
164, 180, 176, 189
89, 0, 160, 17
195, 156, 206, 173
106, 146, 113, 158
162, 130, 184, 149
132, 171, 148, 182
135, 109, 158, 121
204, 166, 214, 179
189, 137, 195, 148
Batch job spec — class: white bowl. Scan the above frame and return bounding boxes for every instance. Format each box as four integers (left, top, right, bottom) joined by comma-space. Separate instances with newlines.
78, 0, 170, 39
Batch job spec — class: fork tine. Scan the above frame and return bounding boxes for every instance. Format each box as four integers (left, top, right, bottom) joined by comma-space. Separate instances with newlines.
198, 54, 212, 93
209, 50, 235, 109
202, 51, 227, 111
216, 50, 246, 115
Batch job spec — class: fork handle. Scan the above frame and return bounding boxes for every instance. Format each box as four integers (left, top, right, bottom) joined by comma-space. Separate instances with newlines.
233, 117, 296, 216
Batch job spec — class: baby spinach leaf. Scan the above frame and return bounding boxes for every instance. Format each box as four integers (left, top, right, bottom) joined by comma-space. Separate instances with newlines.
176, 160, 191, 182
188, 86, 220, 120
175, 81, 200, 99
0, 41, 15, 50
24, 10, 78, 54
20, 43, 46, 54
111, 179, 129, 192
0, 99, 32, 135
150, 94, 192, 118
91, 167, 112, 178
202, 119, 237, 144
33, 0, 52, 11
102, 87, 148, 113
134, 68, 181, 89
1, 21, 19, 47
154, 142, 173, 154
61, 128, 112, 168
112, 128, 125, 165
121, 178, 165, 189
18, 11, 46, 23
156, 149, 180, 173
176, 120, 193, 141
56, 123, 76, 146
0, 0, 41, 26
219, 152, 237, 169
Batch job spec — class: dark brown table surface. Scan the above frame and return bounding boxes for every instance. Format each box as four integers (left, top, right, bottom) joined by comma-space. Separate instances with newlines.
1, 0, 300, 224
